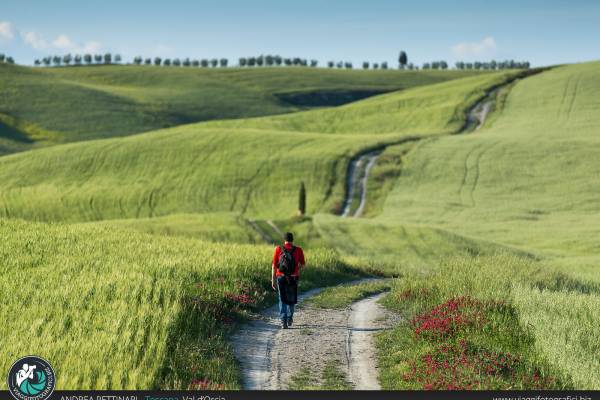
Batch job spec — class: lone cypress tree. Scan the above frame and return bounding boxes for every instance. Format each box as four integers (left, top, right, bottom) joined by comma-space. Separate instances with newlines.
399, 51, 408, 69
298, 182, 306, 216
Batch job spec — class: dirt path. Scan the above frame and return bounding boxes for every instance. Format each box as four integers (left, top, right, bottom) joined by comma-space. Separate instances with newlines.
464, 88, 499, 131
341, 150, 382, 218
231, 281, 397, 390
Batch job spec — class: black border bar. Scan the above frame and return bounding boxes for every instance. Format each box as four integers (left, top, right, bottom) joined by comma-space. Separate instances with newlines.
3, 390, 594, 400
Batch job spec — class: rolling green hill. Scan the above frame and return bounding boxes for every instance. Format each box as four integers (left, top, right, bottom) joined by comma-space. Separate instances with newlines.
0, 63, 483, 153
3, 60, 599, 389
0, 71, 512, 223
311, 61, 600, 388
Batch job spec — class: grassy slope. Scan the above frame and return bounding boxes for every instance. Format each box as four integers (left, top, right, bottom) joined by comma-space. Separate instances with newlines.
318, 62, 600, 388
0, 218, 363, 389
0, 72, 512, 223
204, 72, 516, 135
0, 63, 482, 147
82, 212, 264, 243
382, 61, 600, 272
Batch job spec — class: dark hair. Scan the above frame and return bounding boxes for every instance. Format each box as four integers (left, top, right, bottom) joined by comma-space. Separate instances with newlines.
284, 232, 294, 243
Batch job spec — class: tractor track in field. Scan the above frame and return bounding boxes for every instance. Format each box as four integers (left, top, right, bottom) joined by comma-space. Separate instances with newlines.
231, 279, 398, 390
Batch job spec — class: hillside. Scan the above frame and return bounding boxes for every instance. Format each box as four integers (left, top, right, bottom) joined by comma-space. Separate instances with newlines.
312, 61, 600, 388
0, 72, 511, 223
0, 63, 483, 153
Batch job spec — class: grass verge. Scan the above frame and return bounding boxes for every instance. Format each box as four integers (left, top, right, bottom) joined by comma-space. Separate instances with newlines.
307, 280, 392, 309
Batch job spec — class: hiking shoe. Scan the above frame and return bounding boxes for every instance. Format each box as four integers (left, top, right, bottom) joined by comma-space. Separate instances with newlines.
282, 320, 288, 329
287, 317, 293, 327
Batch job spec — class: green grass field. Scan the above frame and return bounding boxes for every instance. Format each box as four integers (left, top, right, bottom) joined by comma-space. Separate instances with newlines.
0, 71, 511, 223
0, 218, 363, 389
0, 63, 483, 151
310, 61, 600, 388
2, 61, 600, 390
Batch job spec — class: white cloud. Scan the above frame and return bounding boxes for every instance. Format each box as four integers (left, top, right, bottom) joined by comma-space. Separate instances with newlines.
452, 36, 497, 59
52, 34, 75, 50
81, 41, 101, 53
0, 21, 15, 41
23, 31, 48, 49
20, 30, 102, 54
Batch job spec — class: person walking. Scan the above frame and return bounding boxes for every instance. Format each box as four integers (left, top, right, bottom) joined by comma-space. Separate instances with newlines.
272, 232, 305, 329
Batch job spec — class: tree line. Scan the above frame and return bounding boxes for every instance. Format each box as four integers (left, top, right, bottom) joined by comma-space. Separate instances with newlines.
34, 53, 122, 66
28, 49, 530, 71
0, 54, 16, 64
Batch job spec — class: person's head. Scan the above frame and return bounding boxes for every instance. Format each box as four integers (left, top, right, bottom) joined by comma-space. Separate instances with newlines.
284, 232, 294, 243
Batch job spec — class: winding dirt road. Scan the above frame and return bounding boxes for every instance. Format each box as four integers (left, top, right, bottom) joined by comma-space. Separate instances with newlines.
231, 281, 397, 389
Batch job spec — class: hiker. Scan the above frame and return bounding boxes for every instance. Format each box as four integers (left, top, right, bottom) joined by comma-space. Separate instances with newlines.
272, 232, 305, 329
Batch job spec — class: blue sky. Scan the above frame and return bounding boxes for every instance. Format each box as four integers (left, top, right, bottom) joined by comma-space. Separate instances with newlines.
1, 0, 598, 67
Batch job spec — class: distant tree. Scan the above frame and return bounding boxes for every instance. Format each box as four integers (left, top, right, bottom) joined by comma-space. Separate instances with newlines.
408, 62, 415, 70
192, 59, 200, 67
298, 181, 306, 216
292, 57, 301, 66
490, 60, 497, 70
398, 50, 408, 69
163, 58, 171, 66
94, 54, 102, 63
336, 61, 343, 68
422, 62, 431, 69
465, 62, 473, 70
6, 56, 14, 64
274, 55, 282, 66
210, 58, 218, 67
133, 56, 143, 65
74, 54, 82, 65
283, 58, 292, 66
103, 53, 112, 64
362, 61, 370, 69
327, 61, 334, 68
42, 56, 51, 66
173, 58, 181, 66
440, 61, 448, 70
183, 58, 191, 67
200, 59, 209, 67
145, 58, 152, 65
52, 55, 62, 66
63, 54, 72, 65
455, 61, 464, 70
373, 63, 379, 69
381, 62, 388, 69
114, 54, 122, 63
154, 57, 162, 66
523, 61, 530, 69
220, 58, 228, 67
84, 54, 92, 64
310, 59, 318, 67
474, 61, 482, 70
257, 55, 264, 66
344, 62, 353, 69
0, 54, 4, 62
239, 57, 247, 67
265, 54, 274, 66
34, 59, 41, 66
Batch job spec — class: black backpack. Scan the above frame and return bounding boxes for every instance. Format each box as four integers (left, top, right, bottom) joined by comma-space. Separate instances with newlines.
277, 245, 296, 276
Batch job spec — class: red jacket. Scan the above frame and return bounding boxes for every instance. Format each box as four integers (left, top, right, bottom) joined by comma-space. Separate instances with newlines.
272, 243, 305, 277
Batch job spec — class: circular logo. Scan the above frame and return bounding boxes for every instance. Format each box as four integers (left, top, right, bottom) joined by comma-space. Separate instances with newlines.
7, 356, 55, 400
